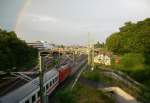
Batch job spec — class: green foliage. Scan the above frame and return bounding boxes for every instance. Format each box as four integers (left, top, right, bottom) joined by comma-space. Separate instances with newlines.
0, 28, 38, 72
73, 83, 115, 103
52, 59, 59, 65
112, 53, 150, 84
82, 67, 113, 84
105, 18, 150, 101
112, 53, 145, 73
54, 83, 115, 103
106, 18, 150, 58
55, 89, 76, 103
82, 70, 100, 82
106, 32, 123, 53
57, 44, 64, 48
94, 41, 105, 48
120, 53, 145, 71
139, 88, 150, 103
106, 18, 150, 88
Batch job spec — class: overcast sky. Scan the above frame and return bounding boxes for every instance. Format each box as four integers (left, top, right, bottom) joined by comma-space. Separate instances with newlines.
0, 0, 150, 45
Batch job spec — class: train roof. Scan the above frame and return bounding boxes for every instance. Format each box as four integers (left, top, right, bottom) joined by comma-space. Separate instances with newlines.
57, 64, 70, 70
0, 69, 58, 103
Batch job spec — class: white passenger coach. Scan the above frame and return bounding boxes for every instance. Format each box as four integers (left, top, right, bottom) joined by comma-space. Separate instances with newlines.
0, 69, 59, 103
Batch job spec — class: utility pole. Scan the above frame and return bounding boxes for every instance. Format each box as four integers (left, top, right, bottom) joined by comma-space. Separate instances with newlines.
58, 48, 61, 66
73, 50, 75, 64
88, 32, 91, 66
91, 43, 95, 71
87, 32, 95, 71
39, 51, 49, 103
39, 52, 44, 103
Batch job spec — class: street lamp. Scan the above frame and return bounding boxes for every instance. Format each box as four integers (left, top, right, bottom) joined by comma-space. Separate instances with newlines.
39, 51, 49, 103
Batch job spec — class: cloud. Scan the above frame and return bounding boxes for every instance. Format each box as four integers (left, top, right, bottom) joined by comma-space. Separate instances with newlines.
16, 0, 150, 44
27, 14, 58, 22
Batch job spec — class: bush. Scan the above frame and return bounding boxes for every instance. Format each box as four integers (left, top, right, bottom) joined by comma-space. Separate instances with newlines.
112, 53, 150, 86
82, 70, 100, 82
55, 89, 76, 103
117, 53, 145, 71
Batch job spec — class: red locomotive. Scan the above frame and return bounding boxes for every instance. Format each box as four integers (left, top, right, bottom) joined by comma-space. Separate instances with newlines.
57, 65, 71, 83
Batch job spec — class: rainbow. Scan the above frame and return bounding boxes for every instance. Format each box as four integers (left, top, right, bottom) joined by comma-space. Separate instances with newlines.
13, 0, 30, 32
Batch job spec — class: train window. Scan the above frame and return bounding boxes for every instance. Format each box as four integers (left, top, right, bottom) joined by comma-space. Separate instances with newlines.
48, 82, 50, 87
55, 77, 56, 81
55, 77, 58, 81
44, 87, 46, 92
53, 79, 55, 83
32, 95, 36, 103
46, 84, 48, 90
38, 91, 40, 98
49, 81, 52, 86
25, 100, 29, 103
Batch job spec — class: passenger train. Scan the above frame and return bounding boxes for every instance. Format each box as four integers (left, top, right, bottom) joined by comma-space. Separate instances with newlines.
0, 64, 73, 103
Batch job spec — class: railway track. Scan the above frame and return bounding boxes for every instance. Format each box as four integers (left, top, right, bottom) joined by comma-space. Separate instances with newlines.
0, 54, 87, 99
48, 57, 87, 103
0, 79, 27, 96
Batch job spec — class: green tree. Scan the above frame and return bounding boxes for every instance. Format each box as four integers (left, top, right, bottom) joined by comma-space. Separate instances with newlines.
106, 32, 123, 53
0, 28, 38, 72
94, 41, 104, 48
106, 18, 150, 64
120, 53, 145, 71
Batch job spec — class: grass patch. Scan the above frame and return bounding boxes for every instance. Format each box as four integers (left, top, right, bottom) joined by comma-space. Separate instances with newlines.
73, 83, 115, 103
96, 64, 150, 103
55, 88, 76, 103
82, 69, 100, 82
82, 68, 113, 84
54, 82, 115, 103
